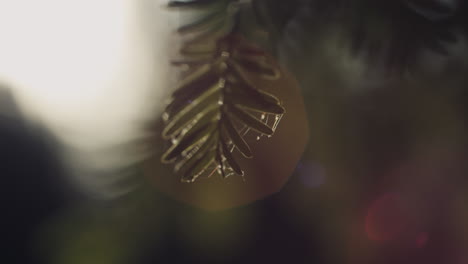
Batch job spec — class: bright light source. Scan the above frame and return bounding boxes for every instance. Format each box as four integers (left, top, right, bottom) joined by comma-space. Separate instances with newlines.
0, 0, 175, 197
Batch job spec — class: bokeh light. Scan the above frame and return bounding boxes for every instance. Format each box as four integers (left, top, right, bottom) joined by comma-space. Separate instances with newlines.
415, 232, 429, 248
365, 192, 410, 242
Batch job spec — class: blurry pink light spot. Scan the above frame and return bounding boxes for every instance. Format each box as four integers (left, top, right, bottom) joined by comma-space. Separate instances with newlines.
365, 192, 409, 242
415, 232, 429, 248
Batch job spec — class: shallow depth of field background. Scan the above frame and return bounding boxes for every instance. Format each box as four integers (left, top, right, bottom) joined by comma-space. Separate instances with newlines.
2, 1, 468, 264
